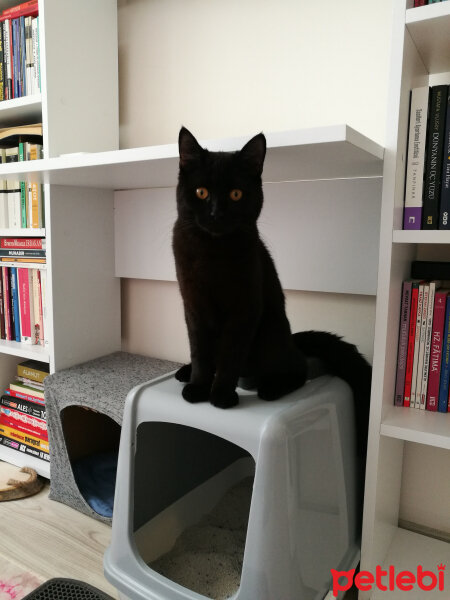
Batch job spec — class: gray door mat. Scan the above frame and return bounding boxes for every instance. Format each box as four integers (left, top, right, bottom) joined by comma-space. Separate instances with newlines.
22, 578, 115, 600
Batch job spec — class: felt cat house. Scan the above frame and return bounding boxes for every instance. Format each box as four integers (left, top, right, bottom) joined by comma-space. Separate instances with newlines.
104, 372, 361, 600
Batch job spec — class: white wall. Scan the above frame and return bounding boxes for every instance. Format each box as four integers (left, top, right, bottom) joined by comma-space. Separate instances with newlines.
117, 0, 447, 535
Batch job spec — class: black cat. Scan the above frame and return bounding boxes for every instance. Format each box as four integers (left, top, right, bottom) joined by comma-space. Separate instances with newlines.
172, 127, 371, 458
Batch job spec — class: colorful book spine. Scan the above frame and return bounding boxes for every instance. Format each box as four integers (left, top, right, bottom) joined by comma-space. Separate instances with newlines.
438, 296, 450, 412
0, 407, 48, 441
420, 281, 440, 409
404, 282, 419, 407
0, 422, 48, 452
5, 387, 44, 405
0, 434, 49, 461
414, 283, 429, 408
439, 88, 450, 229
0, 394, 45, 420
17, 266, 31, 343
394, 281, 412, 405
426, 290, 447, 410
404, 87, 430, 229
422, 85, 448, 229
0, 238, 45, 249
410, 282, 424, 408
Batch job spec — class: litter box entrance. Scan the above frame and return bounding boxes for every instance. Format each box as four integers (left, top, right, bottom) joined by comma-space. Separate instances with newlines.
133, 422, 255, 600
61, 406, 121, 518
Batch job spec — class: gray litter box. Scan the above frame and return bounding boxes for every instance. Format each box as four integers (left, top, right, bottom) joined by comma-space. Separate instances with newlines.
104, 373, 361, 600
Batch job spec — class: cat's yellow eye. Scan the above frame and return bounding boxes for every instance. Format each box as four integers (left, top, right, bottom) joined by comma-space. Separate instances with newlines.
230, 189, 243, 201
196, 187, 209, 200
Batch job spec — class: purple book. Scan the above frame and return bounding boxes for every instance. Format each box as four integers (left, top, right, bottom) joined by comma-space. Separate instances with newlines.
394, 281, 412, 405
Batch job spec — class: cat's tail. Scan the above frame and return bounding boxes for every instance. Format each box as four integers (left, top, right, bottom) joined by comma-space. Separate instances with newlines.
292, 330, 371, 461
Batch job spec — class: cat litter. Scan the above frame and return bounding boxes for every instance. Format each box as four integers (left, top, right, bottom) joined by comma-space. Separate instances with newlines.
149, 477, 253, 600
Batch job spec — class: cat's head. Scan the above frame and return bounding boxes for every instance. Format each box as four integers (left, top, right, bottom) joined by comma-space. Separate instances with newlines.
176, 127, 266, 236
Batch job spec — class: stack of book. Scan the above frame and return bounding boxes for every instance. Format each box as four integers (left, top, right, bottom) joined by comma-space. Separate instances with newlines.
395, 262, 450, 412
0, 0, 40, 101
0, 359, 49, 463
403, 85, 450, 230
0, 123, 44, 230
0, 236, 47, 345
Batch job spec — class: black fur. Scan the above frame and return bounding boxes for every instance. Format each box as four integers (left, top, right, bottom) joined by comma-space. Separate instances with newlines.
173, 127, 371, 458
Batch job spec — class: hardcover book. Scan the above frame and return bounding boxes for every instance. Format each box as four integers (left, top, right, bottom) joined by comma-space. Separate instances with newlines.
394, 281, 412, 405
439, 88, 450, 229
426, 290, 447, 410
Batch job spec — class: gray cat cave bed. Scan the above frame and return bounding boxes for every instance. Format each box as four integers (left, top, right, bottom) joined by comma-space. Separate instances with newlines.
44, 352, 180, 523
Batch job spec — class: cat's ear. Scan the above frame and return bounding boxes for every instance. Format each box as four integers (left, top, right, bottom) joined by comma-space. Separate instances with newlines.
239, 133, 266, 177
179, 127, 203, 169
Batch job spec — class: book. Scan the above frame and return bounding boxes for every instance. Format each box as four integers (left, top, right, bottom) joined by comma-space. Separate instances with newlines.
9, 266, 20, 341
438, 295, 450, 412
426, 290, 448, 410
411, 260, 450, 279
404, 87, 430, 229
0, 238, 45, 249
414, 282, 429, 408
0, 2, 38, 20
403, 281, 419, 407
0, 394, 45, 420
394, 281, 412, 405
17, 359, 48, 384
422, 85, 448, 229
411, 282, 424, 408
420, 281, 440, 409
0, 122, 42, 145
9, 381, 43, 399
17, 266, 31, 343
439, 88, 450, 229
0, 249, 45, 258
0, 421, 48, 452
0, 434, 49, 461
0, 406, 47, 441
5, 386, 44, 405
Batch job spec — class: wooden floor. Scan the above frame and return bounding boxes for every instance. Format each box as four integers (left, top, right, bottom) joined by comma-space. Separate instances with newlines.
0, 480, 360, 600
0, 482, 119, 599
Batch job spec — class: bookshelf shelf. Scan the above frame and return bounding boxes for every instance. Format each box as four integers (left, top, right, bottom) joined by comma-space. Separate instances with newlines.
381, 405, 450, 450
406, 2, 450, 74
393, 230, 450, 244
372, 528, 450, 599
0, 228, 45, 237
0, 125, 384, 190
0, 338, 49, 361
0, 94, 42, 126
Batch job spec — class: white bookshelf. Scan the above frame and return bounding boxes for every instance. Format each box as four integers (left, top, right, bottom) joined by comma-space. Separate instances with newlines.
360, 1, 450, 597
0, 0, 121, 480
0, 124, 383, 189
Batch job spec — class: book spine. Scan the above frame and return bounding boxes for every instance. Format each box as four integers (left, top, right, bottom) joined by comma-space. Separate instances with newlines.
0, 238, 45, 249
438, 296, 450, 412
420, 281, 438, 409
5, 387, 44, 405
0, 271, 4, 340
0, 408, 47, 441
422, 85, 448, 229
414, 283, 429, 408
426, 292, 446, 410
0, 422, 48, 452
403, 282, 419, 407
2, 266, 11, 340
1, 2, 39, 20
0, 434, 49, 461
404, 87, 429, 229
414, 0, 426, 5
9, 266, 20, 341
0, 16, 4, 101
0, 394, 45, 420
394, 281, 412, 405
410, 283, 424, 408
17, 364, 48, 383
439, 89, 450, 229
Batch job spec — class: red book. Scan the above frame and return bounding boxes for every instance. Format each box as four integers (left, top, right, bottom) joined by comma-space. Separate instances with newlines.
1, 2, 38, 19
1, 238, 45, 250
17, 267, 31, 343
6, 387, 44, 405
403, 283, 419, 407
414, 0, 426, 5
426, 290, 448, 410
2, 267, 11, 340
0, 406, 48, 441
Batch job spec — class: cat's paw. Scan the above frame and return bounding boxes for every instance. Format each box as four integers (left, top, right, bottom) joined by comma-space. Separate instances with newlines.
182, 382, 209, 403
210, 389, 239, 409
175, 363, 192, 382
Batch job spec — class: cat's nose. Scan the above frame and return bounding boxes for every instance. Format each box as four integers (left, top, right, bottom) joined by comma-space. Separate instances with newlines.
210, 199, 223, 220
